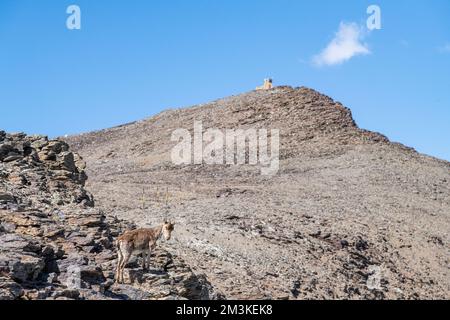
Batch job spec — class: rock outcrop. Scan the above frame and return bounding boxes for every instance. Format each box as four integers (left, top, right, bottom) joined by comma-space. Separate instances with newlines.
0, 131, 220, 300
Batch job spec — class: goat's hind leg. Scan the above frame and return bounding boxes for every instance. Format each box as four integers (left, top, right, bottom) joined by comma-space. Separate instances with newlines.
118, 243, 132, 284
115, 244, 124, 283
120, 249, 132, 284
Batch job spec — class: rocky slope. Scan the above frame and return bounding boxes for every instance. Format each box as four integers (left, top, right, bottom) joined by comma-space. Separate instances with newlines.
65, 86, 450, 300
0, 131, 220, 300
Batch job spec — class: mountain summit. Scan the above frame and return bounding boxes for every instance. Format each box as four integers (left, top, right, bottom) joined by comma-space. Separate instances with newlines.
66, 86, 449, 299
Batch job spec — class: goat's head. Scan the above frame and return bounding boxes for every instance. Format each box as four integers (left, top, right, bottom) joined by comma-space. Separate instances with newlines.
162, 221, 175, 240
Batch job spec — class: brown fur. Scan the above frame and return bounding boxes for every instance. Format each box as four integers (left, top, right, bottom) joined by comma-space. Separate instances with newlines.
115, 222, 175, 283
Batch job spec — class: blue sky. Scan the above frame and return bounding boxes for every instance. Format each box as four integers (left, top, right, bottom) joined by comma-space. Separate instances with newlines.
0, 0, 449, 161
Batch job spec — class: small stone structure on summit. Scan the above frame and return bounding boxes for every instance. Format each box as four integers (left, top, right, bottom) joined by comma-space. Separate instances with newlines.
256, 78, 273, 91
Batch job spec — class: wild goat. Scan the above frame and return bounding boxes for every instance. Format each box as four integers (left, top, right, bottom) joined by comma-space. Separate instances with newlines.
115, 221, 175, 284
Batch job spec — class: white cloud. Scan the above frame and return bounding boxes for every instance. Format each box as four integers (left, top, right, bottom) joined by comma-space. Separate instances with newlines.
313, 22, 370, 66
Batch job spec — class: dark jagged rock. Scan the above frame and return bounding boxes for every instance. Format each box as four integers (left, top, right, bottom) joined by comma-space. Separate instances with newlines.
0, 132, 220, 300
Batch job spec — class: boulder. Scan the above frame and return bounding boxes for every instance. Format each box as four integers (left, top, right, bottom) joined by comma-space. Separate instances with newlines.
8, 255, 46, 282
31, 137, 48, 151
0, 233, 42, 254
3, 155, 23, 163
0, 193, 16, 204
0, 277, 24, 300
48, 140, 69, 153
0, 144, 14, 160
39, 150, 56, 161
52, 289, 80, 299
59, 152, 77, 172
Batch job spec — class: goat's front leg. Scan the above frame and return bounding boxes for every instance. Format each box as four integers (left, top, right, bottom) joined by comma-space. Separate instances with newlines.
142, 252, 148, 271
115, 246, 124, 283
146, 249, 152, 270
146, 241, 157, 270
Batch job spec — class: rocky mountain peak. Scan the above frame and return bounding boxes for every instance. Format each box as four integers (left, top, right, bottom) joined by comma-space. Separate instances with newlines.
64, 87, 449, 300
1, 86, 448, 300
